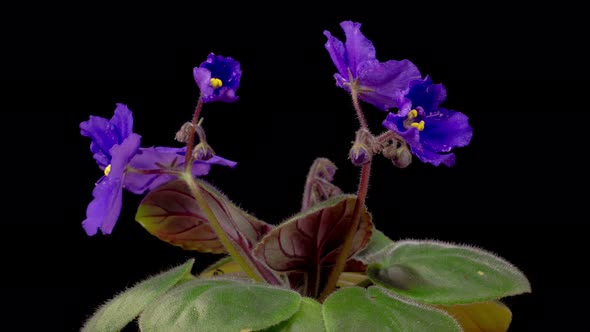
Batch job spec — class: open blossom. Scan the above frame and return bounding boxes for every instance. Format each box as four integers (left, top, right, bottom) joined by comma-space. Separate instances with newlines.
193, 53, 242, 103
382, 76, 473, 166
80, 104, 236, 235
324, 21, 421, 110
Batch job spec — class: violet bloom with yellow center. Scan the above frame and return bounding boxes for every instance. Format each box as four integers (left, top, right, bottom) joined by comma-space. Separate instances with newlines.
324, 21, 421, 110
193, 53, 242, 103
80, 104, 237, 235
382, 76, 473, 166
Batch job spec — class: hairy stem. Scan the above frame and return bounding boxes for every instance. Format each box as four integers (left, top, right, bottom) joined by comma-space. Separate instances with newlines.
181, 173, 264, 283
184, 95, 204, 168
319, 161, 371, 301
351, 88, 368, 129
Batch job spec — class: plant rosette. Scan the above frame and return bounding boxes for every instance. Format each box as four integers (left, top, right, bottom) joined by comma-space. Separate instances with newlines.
80, 21, 530, 332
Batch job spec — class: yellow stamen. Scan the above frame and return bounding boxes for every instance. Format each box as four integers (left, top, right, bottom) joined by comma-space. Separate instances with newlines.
477, 271, 485, 276
410, 120, 425, 131
209, 78, 223, 89
408, 109, 418, 119
104, 164, 112, 176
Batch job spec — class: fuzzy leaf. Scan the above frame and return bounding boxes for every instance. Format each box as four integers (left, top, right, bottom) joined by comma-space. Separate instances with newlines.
136, 179, 272, 254
139, 279, 301, 332
301, 158, 343, 210
254, 195, 372, 297
262, 298, 326, 332
367, 240, 531, 304
355, 229, 394, 262
82, 259, 194, 332
439, 301, 512, 332
136, 179, 281, 284
322, 286, 462, 332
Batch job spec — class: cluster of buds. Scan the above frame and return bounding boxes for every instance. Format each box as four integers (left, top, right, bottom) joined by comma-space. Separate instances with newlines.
175, 121, 215, 161
348, 129, 412, 168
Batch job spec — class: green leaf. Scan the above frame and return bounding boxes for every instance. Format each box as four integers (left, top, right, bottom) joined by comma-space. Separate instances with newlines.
82, 259, 194, 332
262, 298, 325, 332
254, 195, 372, 297
139, 279, 302, 332
355, 229, 394, 262
367, 240, 531, 304
322, 286, 462, 332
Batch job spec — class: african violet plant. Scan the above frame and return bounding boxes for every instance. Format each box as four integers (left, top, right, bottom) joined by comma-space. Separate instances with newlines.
81, 21, 530, 332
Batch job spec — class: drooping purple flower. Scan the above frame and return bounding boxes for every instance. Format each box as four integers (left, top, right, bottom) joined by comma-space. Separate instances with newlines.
125, 147, 237, 194
82, 134, 141, 235
324, 21, 421, 110
193, 53, 242, 103
80, 103, 134, 170
80, 104, 237, 235
382, 76, 473, 166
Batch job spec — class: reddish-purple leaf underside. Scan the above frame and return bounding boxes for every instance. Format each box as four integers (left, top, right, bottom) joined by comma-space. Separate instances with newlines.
254, 195, 373, 297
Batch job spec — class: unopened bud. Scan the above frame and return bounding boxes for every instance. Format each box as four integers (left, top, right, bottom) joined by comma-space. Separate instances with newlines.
175, 122, 194, 143
383, 140, 412, 168
193, 142, 215, 161
349, 143, 372, 166
349, 128, 376, 167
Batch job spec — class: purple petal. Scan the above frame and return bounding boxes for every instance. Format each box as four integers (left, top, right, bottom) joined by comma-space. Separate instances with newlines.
357, 59, 421, 110
80, 115, 119, 165
382, 113, 455, 167
404, 76, 447, 115
82, 177, 123, 236
334, 73, 349, 91
110, 103, 133, 141
109, 133, 141, 175
207, 87, 239, 103
81, 104, 135, 167
341, 21, 376, 77
125, 147, 237, 194
323, 30, 348, 78
125, 146, 186, 194
401, 126, 456, 167
193, 67, 215, 99
82, 134, 140, 236
194, 53, 241, 103
204, 155, 238, 168
420, 108, 473, 153
200, 53, 242, 90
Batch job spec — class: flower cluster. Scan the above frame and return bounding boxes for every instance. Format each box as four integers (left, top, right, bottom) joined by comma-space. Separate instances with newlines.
324, 21, 473, 167
80, 53, 241, 236
80, 20, 530, 332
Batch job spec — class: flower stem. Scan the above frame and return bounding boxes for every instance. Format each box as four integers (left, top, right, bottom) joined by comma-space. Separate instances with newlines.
319, 87, 373, 301
319, 161, 372, 302
351, 88, 368, 129
376, 130, 403, 144
181, 173, 264, 283
184, 94, 204, 169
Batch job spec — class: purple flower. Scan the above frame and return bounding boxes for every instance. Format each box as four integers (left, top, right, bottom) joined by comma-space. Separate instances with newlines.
382, 76, 473, 166
80, 104, 237, 235
193, 53, 242, 103
80, 103, 134, 170
324, 21, 421, 110
125, 147, 237, 194
82, 134, 141, 236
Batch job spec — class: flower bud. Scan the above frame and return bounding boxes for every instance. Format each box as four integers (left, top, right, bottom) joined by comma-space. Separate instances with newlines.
193, 142, 215, 161
349, 142, 371, 166
383, 140, 412, 168
349, 128, 376, 167
175, 122, 194, 143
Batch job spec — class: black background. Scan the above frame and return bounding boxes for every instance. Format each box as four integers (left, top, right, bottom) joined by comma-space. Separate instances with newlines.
4, 2, 588, 331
